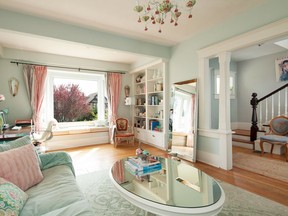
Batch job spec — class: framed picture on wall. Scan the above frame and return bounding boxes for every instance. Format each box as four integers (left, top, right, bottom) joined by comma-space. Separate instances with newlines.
275, 57, 288, 82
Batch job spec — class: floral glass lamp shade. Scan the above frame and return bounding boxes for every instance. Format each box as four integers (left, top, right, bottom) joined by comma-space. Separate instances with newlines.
134, 0, 197, 33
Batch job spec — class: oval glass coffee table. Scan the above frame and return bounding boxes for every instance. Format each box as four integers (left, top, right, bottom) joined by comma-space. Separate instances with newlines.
110, 156, 225, 216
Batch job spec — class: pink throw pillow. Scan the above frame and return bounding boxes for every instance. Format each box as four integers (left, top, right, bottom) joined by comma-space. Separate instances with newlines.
0, 144, 43, 191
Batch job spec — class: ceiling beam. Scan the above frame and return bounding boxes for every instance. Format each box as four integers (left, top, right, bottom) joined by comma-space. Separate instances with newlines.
0, 9, 171, 60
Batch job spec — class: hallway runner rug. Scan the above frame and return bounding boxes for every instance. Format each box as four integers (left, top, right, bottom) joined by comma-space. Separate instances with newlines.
76, 169, 288, 216
233, 152, 288, 183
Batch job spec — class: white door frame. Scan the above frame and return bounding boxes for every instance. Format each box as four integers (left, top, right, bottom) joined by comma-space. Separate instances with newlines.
198, 18, 288, 170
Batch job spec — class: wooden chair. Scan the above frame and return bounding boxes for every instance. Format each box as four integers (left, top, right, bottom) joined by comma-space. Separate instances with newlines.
259, 116, 288, 161
114, 118, 134, 148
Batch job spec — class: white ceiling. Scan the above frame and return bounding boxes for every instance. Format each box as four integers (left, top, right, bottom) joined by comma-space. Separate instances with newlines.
0, 0, 287, 64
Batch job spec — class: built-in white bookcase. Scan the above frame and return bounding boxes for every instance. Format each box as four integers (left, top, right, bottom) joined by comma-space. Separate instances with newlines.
130, 59, 168, 150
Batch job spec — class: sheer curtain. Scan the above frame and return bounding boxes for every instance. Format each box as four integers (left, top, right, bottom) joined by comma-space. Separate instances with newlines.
106, 73, 122, 143
23, 65, 47, 132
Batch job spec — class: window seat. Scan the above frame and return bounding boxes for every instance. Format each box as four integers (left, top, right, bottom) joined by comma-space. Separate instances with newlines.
46, 122, 109, 151
53, 126, 108, 136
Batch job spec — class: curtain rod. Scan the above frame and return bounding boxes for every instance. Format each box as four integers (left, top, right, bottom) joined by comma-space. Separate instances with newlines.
10, 60, 127, 74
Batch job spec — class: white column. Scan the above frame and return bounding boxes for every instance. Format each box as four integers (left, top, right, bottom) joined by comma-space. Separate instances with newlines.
198, 56, 211, 129
218, 52, 233, 170
218, 52, 231, 130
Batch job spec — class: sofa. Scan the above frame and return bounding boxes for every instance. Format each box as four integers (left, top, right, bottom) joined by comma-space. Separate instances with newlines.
0, 135, 94, 216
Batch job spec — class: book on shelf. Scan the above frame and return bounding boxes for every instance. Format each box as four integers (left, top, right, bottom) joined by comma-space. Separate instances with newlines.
150, 120, 160, 130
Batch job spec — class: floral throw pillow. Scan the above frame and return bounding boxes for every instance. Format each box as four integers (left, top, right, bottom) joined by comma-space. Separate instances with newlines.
0, 177, 28, 216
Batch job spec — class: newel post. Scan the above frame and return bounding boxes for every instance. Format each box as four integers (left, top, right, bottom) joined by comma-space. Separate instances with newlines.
250, 93, 259, 141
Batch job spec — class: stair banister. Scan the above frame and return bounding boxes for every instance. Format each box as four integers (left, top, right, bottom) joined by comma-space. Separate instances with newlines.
250, 83, 288, 141
250, 93, 259, 141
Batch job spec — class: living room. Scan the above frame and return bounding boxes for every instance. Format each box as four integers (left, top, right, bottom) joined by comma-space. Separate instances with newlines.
0, 0, 288, 215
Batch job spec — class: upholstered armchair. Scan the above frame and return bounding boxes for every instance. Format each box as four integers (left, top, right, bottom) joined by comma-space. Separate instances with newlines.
114, 118, 134, 148
259, 116, 288, 161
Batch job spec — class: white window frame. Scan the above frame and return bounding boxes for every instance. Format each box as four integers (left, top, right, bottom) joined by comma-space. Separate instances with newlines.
42, 69, 106, 125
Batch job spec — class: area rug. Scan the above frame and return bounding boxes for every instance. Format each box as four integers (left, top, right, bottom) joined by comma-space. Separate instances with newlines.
233, 152, 288, 183
76, 170, 288, 216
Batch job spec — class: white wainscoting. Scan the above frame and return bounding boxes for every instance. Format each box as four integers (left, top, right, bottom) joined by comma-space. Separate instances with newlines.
197, 149, 220, 168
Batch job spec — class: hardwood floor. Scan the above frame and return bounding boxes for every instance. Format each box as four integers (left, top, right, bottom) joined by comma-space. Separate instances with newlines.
55, 143, 288, 207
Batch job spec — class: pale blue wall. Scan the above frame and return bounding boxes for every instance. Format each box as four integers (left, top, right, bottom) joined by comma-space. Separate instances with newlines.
0, 49, 132, 125
0, 58, 31, 124
237, 50, 288, 123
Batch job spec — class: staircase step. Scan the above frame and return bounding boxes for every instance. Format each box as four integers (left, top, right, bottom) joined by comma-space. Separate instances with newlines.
232, 134, 251, 141
232, 138, 254, 150
233, 129, 250, 136
232, 138, 254, 145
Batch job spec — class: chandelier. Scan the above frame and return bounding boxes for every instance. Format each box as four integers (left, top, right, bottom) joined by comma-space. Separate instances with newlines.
134, 0, 196, 33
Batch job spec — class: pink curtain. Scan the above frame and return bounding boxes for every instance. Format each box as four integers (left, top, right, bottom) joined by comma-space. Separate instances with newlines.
23, 65, 34, 101
23, 65, 47, 132
106, 73, 122, 143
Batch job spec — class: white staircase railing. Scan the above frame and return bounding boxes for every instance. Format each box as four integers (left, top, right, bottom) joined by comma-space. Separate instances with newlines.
258, 87, 288, 130
250, 83, 288, 141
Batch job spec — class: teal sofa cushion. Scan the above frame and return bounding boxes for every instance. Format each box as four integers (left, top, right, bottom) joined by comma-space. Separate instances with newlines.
0, 135, 31, 152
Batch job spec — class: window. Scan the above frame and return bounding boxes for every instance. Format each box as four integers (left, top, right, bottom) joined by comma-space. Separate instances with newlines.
214, 70, 236, 99
42, 69, 107, 125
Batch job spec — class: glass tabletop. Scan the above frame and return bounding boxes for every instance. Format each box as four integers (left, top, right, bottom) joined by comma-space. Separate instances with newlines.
111, 156, 222, 208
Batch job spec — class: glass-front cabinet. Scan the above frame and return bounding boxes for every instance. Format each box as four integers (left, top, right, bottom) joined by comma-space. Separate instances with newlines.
130, 59, 168, 150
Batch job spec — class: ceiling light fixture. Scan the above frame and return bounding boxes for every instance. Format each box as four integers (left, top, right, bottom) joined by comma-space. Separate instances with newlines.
134, 0, 196, 33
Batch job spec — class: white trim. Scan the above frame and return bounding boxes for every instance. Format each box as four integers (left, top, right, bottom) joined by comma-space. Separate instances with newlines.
198, 128, 233, 138
198, 18, 288, 58
43, 69, 106, 124
129, 58, 166, 74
